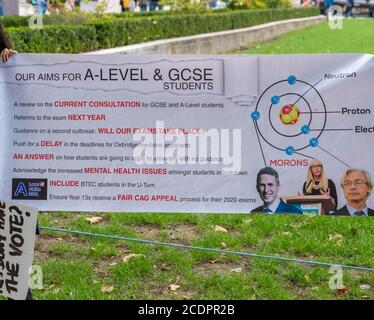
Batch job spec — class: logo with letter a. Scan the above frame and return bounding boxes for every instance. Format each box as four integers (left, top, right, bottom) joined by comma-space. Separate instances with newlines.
12, 178, 48, 200
14, 182, 28, 197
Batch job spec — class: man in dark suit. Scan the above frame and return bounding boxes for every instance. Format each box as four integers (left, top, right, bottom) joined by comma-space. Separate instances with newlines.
331, 169, 374, 216
250, 167, 302, 214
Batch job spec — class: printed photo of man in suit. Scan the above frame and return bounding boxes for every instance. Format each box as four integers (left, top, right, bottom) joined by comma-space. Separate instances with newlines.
250, 167, 302, 214
331, 168, 374, 217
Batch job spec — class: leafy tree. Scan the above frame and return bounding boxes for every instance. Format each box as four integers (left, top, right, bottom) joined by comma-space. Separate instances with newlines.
159, 0, 212, 13
224, 0, 291, 10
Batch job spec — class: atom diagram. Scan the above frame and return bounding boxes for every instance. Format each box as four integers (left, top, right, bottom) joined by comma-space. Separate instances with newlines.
251, 75, 327, 156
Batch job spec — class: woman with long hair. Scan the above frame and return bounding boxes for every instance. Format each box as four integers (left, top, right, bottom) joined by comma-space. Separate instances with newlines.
0, 24, 17, 63
303, 159, 338, 210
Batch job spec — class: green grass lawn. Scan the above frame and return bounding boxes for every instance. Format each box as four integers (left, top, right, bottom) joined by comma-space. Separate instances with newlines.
239, 19, 374, 54
20, 212, 374, 300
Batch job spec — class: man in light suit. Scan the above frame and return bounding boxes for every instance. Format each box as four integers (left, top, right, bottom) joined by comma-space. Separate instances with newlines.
331, 169, 374, 217
251, 167, 302, 214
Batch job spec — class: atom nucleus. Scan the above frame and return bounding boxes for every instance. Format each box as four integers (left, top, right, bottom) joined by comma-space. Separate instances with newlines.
279, 104, 300, 125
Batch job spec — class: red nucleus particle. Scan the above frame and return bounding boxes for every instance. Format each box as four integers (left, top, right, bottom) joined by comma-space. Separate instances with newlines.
282, 105, 292, 114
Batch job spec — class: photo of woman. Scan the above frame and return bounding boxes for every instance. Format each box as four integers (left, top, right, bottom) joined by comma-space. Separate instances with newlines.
303, 159, 338, 210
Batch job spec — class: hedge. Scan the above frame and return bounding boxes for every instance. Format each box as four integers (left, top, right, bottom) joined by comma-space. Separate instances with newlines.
6, 8, 319, 53
0, 15, 30, 28
7, 25, 97, 53
0, 9, 190, 28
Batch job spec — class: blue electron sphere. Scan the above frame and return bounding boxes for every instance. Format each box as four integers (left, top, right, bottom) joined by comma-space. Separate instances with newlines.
288, 75, 297, 85
271, 95, 280, 104
251, 111, 260, 121
301, 125, 310, 134
309, 138, 319, 147
285, 146, 295, 156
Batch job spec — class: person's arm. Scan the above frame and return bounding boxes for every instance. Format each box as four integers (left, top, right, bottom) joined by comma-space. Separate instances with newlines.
1, 48, 17, 63
0, 24, 17, 63
328, 179, 338, 210
302, 181, 308, 195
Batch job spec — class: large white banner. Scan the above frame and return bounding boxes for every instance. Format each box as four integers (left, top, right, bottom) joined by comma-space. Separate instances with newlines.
0, 54, 373, 213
